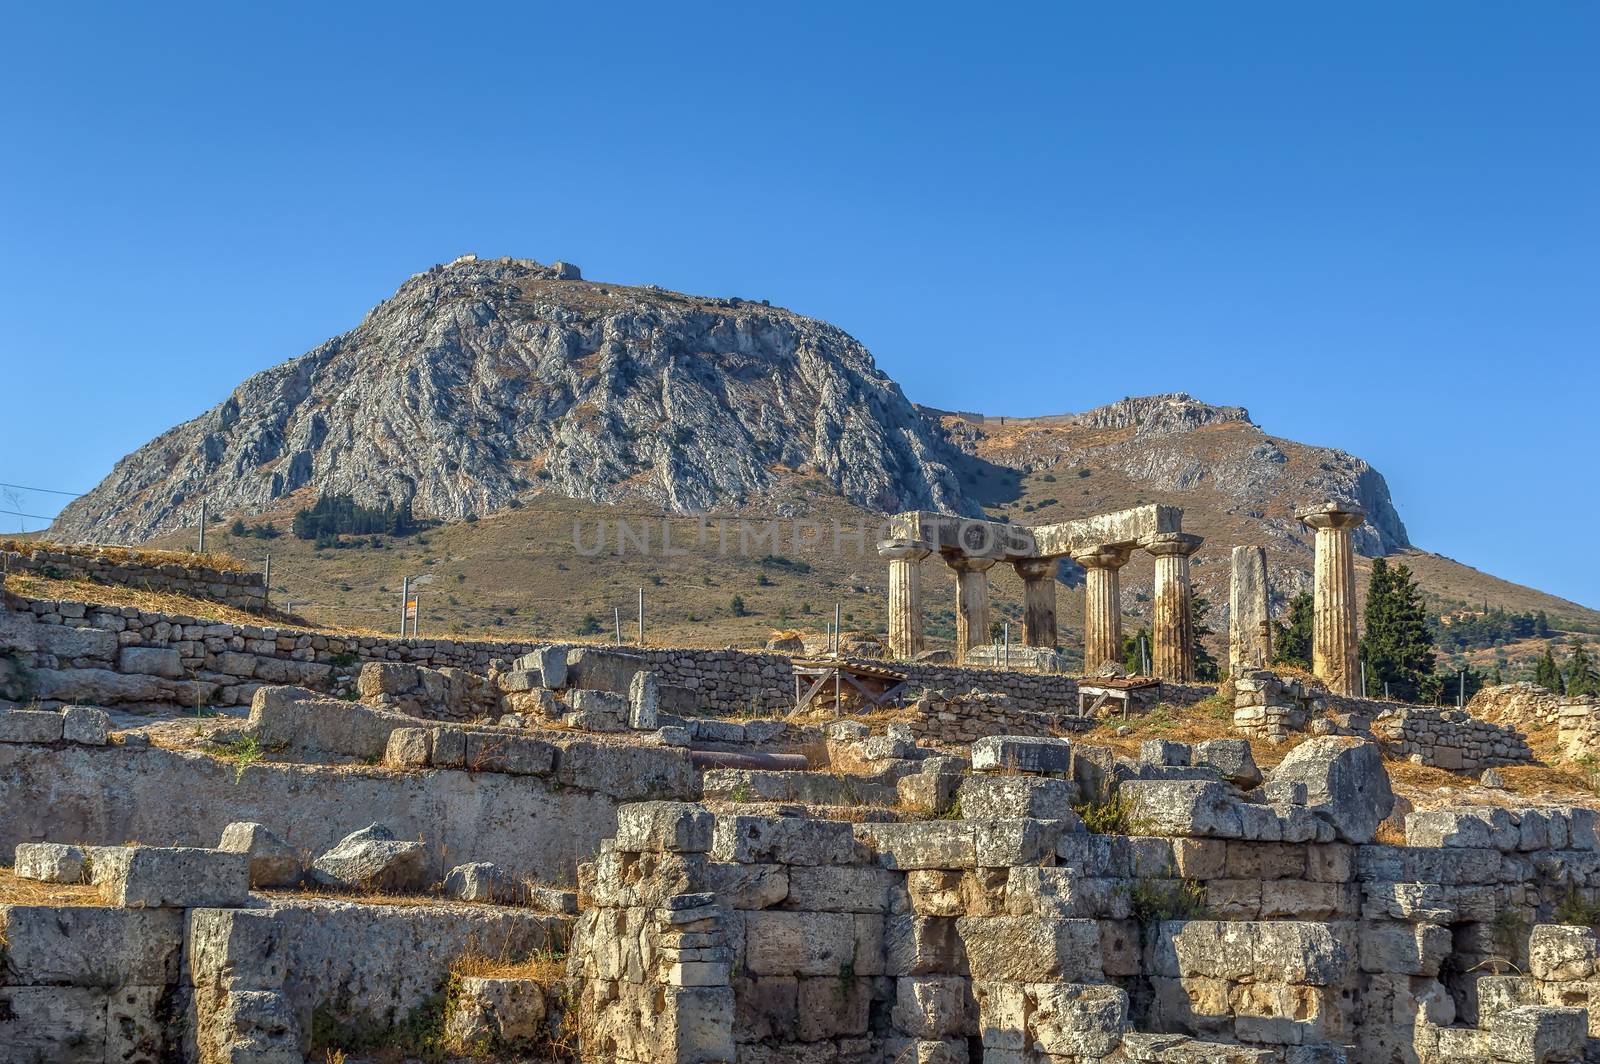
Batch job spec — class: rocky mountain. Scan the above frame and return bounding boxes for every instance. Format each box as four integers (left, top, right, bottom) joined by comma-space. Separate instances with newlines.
942, 393, 1409, 558
51, 255, 977, 543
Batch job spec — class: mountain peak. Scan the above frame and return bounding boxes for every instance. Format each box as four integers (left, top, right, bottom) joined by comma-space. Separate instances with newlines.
1074, 393, 1253, 437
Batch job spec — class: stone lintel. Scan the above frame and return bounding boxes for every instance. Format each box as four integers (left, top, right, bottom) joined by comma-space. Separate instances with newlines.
888, 511, 1037, 560
1296, 501, 1366, 531
1031, 504, 1183, 557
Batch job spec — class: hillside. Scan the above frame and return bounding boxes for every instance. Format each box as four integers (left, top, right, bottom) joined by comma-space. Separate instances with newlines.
45, 255, 1600, 662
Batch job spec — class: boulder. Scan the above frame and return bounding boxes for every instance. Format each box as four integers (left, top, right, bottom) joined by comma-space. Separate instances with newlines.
444, 861, 524, 904
61, 705, 110, 745
445, 977, 546, 1046
1263, 737, 1393, 843
1193, 738, 1262, 788
309, 824, 430, 893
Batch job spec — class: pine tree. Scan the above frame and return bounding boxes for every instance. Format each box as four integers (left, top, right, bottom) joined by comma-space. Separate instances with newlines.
1568, 639, 1599, 697
1120, 626, 1151, 674
1536, 645, 1566, 694
1536, 611, 1551, 638
1192, 594, 1220, 681
1273, 592, 1315, 670
1359, 558, 1437, 703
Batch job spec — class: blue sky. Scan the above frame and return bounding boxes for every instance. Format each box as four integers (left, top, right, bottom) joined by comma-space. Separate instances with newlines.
1, 3, 1595, 607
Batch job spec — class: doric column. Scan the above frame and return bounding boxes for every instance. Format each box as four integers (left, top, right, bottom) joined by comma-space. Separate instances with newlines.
1147, 532, 1202, 681
946, 555, 997, 664
877, 539, 932, 661
1297, 502, 1366, 696
1012, 557, 1058, 649
1072, 545, 1134, 672
1229, 545, 1272, 674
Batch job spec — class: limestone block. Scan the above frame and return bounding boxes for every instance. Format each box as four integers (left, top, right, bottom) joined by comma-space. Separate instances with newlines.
1142, 739, 1193, 767
975, 818, 1075, 866
308, 824, 429, 892
0, 905, 184, 984
14, 841, 87, 883
357, 660, 418, 698
616, 801, 715, 853
956, 775, 1076, 820
1487, 1005, 1586, 1064
1359, 923, 1452, 976
565, 646, 648, 694
498, 668, 543, 693
119, 645, 184, 677
704, 862, 789, 909
1194, 738, 1263, 788
955, 916, 1102, 982
525, 885, 579, 914
1151, 921, 1350, 985
464, 732, 556, 775
1028, 982, 1127, 1058
970, 735, 1072, 774
431, 726, 466, 767
194, 987, 302, 1064
1122, 1032, 1276, 1063
1264, 737, 1394, 844
0, 707, 64, 743
712, 815, 858, 865
1529, 925, 1600, 982
515, 646, 567, 688
862, 734, 921, 761
0, 986, 111, 1061
94, 846, 250, 908
62, 705, 111, 745
555, 740, 698, 800
1122, 779, 1244, 838
744, 910, 855, 976
248, 685, 410, 760
445, 976, 546, 1046
444, 861, 525, 904
217, 821, 301, 887
785, 865, 896, 912
629, 669, 661, 730
856, 822, 976, 869
1406, 807, 1520, 851
893, 975, 972, 1038
884, 916, 963, 975
898, 770, 961, 816
795, 974, 873, 1039
385, 726, 433, 767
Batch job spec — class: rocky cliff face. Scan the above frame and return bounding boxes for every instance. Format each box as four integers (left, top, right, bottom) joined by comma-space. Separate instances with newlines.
952, 392, 1410, 557
51, 256, 977, 543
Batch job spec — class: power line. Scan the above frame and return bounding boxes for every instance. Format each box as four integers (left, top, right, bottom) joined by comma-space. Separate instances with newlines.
0, 508, 55, 522
0, 482, 85, 497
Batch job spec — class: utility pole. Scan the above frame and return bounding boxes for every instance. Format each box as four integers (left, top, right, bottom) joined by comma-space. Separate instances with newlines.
834, 603, 841, 654
1003, 621, 1010, 669
637, 588, 644, 647
262, 555, 271, 609
614, 607, 622, 644
198, 501, 207, 554
399, 576, 410, 638
412, 590, 421, 638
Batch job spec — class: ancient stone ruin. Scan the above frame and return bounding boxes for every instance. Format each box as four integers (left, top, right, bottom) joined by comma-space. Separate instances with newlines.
4, 534, 1600, 1063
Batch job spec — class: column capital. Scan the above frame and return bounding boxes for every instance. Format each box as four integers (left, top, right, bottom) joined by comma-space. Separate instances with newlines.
1012, 556, 1057, 580
1070, 544, 1135, 570
877, 538, 932, 562
1143, 531, 1203, 558
1296, 501, 1366, 532
945, 553, 998, 574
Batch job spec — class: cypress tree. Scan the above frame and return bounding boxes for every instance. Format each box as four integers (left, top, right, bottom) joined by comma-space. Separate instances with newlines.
1535, 645, 1565, 694
1359, 558, 1437, 702
1273, 592, 1314, 670
1192, 594, 1220, 681
1569, 639, 1599, 697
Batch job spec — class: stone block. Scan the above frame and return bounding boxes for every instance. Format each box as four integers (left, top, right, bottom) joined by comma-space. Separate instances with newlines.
385, 726, 433, 768
62, 705, 111, 745
1028, 983, 1127, 1058
883, 916, 963, 975
898, 771, 961, 816
0, 708, 64, 743
444, 862, 525, 904
14, 841, 87, 883
565, 646, 647, 694
785, 865, 896, 912
119, 645, 184, 678
629, 669, 661, 730
893, 976, 972, 1038
217, 822, 301, 887
516, 646, 567, 689
957, 775, 1076, 820
1487, 1005, 1586, 1064
464, 732, 556, 775
744, 910, 855, 976
616, 801, 715, 853
0, 905, 184, 984
956, 916, 1102, 982
431, 726, 466, 767
856, 822, 976, 869
1141, 739, 1192, 767
975, 818, 1075, 866
1265, 737, 1393, 844
1528, 925, 1600, 982
970, 735, 1072, 774
1194, 738, 1263, 788
704, 862, 789, 910
712, 815, 858, 865
445, 976, 546, 1046
94, 846, 250, 908
1122, 779, 1244, 838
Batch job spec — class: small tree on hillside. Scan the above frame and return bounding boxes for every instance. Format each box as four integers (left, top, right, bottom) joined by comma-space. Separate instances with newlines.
1359, 558, 1436, 703
1273, 592, 1315, 670
1192, 594, 1220, 681
1536, 645, 1566, 694
1568, 639, 1599, 697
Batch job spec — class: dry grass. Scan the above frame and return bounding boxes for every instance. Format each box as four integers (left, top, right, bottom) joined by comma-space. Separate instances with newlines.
0, 537, 249, 572
0, 867, 104, 908
5, 574, 311, 629
456, 948, 568, 985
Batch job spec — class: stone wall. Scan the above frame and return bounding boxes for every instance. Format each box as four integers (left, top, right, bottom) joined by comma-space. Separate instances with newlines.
2, 545, 268, 613
1374, 705, 1534, 772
